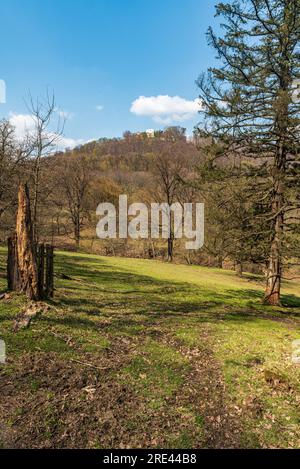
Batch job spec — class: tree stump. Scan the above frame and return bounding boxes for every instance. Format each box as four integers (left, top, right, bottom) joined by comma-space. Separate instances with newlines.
15, 184, 39, 300
7, 184, 54, 300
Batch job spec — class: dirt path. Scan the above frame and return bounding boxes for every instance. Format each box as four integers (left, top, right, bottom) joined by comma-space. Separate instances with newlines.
0, 316, 244, 449
157, 327, 243, 448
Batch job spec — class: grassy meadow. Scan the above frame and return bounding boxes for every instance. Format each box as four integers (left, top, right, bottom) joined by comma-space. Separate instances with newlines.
0, 246, 299, 448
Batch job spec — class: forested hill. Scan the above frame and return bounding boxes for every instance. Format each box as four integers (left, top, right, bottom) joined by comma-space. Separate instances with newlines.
58, 126, 199, 175
1, 121, 299, 280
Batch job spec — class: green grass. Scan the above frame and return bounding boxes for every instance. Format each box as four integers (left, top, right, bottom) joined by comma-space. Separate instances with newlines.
120, 339, 190, 403
0, 246, 299, 449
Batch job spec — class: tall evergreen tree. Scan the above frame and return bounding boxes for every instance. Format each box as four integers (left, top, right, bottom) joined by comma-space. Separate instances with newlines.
197, 0, 300, 305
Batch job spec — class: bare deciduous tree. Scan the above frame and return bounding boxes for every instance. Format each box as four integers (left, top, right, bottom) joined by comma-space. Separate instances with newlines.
0, 119, 30, 221
26, 91, 64, 240
151, 137, 188, 262
57, 153, 94, 250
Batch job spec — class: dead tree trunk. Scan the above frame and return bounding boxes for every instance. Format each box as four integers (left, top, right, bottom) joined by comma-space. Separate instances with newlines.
7, 234, 19, 291
15, 184, 39, 300
7, 184, 54, 300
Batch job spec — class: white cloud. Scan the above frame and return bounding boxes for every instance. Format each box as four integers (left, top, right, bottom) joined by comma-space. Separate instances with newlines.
130, 95, 202, 124
56, 109, 74, 120
95, 105, 104, 111
0, 79, 6, 103
9, 113, 36, 140
55, 135, 84, 150
8, 112, 83, 150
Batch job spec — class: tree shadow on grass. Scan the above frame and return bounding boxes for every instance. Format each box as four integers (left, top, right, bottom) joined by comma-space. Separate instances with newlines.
280, 293, 300, 309
3, 296, 292, 344
42, 253, 299, 333
227, 288, 300, 310
38, 314, 103, 331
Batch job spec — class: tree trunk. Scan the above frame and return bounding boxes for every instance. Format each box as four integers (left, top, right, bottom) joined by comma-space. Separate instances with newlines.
235, 260, 243, 278
167, 236, 173, 262
264, 177, 284, 305
74, 217, 80, 251
15, 184, 39, 300
32, 158, 41, 243
264, 81, 287, 306
151, 241, 156, 259
265, 250, 281, 306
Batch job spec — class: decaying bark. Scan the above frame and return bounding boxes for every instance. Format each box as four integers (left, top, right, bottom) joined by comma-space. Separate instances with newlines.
7, 184, 54, 300
15, 184, 39, 300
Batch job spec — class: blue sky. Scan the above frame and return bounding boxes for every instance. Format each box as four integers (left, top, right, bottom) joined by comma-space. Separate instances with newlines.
0, 0, 219, 146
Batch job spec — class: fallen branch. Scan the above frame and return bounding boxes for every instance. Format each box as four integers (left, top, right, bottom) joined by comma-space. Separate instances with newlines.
49, 329, 76, 348
69, 358, 110, 371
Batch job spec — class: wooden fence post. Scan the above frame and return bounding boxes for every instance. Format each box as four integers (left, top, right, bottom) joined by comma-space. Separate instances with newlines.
37, 243, 45, 300
7, 234, 19, 291
45, 245, 54, 298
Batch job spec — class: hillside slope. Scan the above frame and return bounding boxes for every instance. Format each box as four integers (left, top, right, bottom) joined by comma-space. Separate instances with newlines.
0, 248, 299, 448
